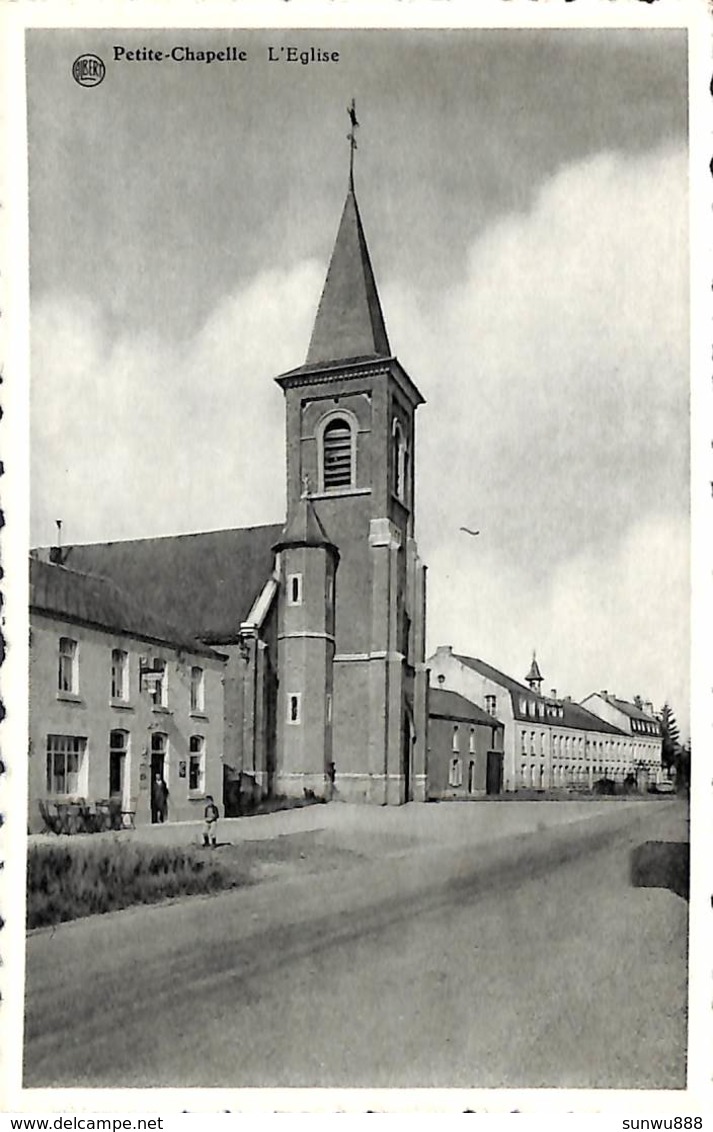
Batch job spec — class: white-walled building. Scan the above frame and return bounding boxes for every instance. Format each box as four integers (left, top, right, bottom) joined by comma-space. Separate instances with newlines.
581, 691, 662, 784
29, 557, 226, 830
428, 647, 659, 792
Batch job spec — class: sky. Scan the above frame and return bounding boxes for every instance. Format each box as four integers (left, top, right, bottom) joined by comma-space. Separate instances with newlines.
27, 27, 690, 730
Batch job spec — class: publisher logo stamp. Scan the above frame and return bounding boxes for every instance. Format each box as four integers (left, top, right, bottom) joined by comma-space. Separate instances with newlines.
72, 54, 106, 87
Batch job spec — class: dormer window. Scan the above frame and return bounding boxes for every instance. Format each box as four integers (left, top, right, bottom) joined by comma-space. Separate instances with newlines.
321, 416, 354, 490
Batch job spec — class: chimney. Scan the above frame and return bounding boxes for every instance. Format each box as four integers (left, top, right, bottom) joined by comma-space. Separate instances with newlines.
49, 519, 65, 566
600, 690, 608, 698
643, 700, 654, 718
436, 645, 453, 657
550, 688, 557, 700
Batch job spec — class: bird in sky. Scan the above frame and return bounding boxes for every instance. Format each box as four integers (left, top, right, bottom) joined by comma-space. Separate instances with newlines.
460, 527, 480, 537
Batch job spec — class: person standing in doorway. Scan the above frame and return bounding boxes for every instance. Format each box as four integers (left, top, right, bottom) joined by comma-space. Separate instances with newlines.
152, 772, 169, 823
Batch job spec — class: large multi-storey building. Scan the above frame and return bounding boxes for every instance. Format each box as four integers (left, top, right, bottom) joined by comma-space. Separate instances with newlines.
428, 647, 662, 792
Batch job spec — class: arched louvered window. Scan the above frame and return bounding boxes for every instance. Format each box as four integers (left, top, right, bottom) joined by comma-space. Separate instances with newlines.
322, 417, 354, 490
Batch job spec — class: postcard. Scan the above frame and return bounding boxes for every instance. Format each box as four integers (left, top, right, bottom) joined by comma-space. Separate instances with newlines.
0, 0, 710, 1119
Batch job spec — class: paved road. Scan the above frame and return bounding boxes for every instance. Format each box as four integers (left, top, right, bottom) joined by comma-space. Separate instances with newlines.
24, 800, 688, 1089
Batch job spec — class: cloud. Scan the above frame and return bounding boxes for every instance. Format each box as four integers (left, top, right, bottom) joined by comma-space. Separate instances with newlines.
31, 261, 323, 542
386, 144, 688, 566
427, 512, 689, 730
384, 143, 689, 725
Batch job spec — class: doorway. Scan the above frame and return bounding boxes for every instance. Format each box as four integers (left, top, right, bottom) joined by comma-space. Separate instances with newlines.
150, 732, 168, 822
402, 712, 413, 802
486, 751, 503, 795
109, 729, 129, 809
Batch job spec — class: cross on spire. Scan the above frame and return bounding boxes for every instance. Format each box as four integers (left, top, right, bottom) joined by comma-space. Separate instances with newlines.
347, 98, 359, 189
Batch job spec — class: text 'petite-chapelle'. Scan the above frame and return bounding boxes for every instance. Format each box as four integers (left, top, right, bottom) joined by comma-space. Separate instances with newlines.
111, 45, 340, 65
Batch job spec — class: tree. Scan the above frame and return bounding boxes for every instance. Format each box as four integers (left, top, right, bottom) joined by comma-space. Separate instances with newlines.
675, 738, 691, 793
658, 703, 681, 772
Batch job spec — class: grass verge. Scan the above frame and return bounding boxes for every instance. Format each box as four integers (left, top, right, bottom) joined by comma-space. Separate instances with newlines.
27, 840, 249, 929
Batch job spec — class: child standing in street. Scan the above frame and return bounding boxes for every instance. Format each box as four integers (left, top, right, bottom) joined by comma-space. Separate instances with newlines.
203, 794, 219, 847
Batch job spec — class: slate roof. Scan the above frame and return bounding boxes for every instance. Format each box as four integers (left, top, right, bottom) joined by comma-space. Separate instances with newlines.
526, 655, 543, 683
429, 688, 503, 728
452, 654, 626, 736
556, 700, 628, 736
305, 187, 391, 369
454, 654, 541, 701
273, 497, 338, 556
598, 693, 659, 723
34, 524, 282, 645
30, 558, 220, 658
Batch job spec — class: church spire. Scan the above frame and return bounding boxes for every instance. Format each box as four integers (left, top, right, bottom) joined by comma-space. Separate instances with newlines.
305, 105, 391, 369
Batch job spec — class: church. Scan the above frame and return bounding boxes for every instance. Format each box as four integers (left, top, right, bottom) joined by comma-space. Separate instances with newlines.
32, 157, 429, 811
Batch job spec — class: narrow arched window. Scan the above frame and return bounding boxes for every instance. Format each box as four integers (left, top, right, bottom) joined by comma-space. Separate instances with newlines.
322, 417, 354, 489
392, 419, 408, 503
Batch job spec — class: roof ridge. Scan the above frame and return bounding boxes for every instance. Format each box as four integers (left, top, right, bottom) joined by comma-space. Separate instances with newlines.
32, 521, 284, 553
453, 653, 541, 698
30, 557, 219, 658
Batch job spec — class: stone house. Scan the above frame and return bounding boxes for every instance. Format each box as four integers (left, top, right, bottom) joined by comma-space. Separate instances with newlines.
29, 556, 226, 830
427, 688, 504, 800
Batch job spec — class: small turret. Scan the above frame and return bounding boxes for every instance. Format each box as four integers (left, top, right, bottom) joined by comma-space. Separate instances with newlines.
273, 498, 339, 799
525, 652, 543, 694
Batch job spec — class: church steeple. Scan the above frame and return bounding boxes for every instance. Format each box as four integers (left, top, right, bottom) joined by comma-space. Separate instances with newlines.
305, 99, 390, 368
305, 187, 391, 368
273, 110, 428, 808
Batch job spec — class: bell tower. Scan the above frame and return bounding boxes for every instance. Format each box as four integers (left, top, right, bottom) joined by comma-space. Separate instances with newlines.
274, 109, 428, 804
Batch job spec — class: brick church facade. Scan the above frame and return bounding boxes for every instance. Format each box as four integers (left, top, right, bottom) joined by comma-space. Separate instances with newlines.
33, 178, 429, 808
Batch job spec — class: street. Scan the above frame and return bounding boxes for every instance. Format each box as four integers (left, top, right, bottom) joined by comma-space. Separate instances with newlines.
24, 799, 688, 1089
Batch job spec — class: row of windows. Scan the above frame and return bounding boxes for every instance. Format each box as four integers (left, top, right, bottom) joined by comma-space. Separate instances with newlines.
518, 729, 657, 758
448, 757, 481, 791
45, 731, 207, 797
451, 725, 478, 754
58, 638, 206, 713
450, 723, 500, 752
519, 761, 658, 788
632, 718, 658, 735
520, 764, 590, 788
518, 696, 564, 720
